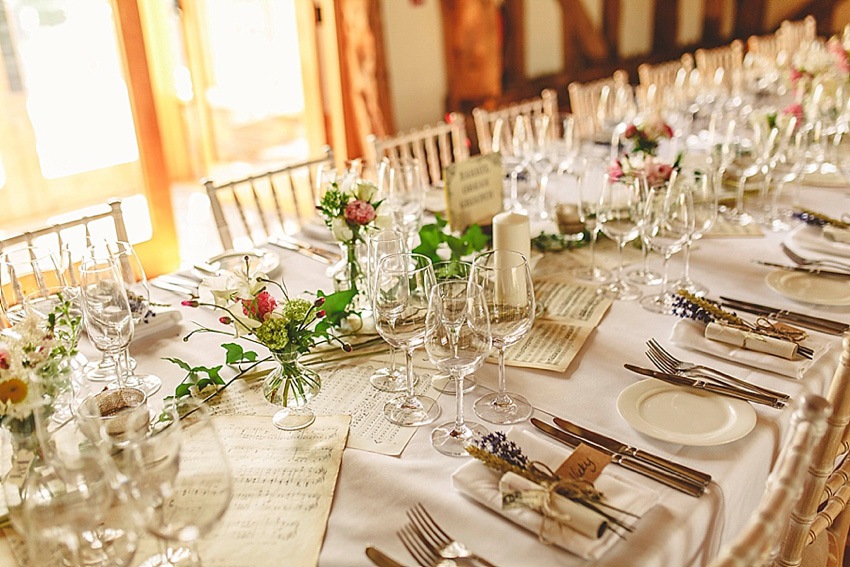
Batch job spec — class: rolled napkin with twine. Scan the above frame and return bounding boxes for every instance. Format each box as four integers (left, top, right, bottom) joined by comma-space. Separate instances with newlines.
452, 429, 658, 560
671, 319, 832, 379
705, 322, 798, 360
132, 308, 183, 343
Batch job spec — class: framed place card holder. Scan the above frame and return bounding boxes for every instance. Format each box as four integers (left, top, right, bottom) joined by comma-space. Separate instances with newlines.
443, 153, 504, 231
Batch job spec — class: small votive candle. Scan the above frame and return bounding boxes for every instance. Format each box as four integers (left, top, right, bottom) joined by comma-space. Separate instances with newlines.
492, 211, 531, 260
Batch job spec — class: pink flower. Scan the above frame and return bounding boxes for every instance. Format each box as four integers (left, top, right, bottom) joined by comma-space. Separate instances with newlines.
607, 161, 624, 182
344, 199, 377, 225
783, 103, 804, 125
219, 316, 232, 325
644, 160, 674, 186
789, 67, 803, 86
828, 38, 850, 74
241, 290, 277, 321
0, 349, 9, 370
623, 124, 638, 139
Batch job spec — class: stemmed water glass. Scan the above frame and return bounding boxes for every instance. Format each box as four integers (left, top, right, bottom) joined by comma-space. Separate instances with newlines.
671, 167, 718, 296
79, 256, 134, 389
381, 158, 425, 249
0, 246, 67, 325
430, 260, 475, 394
598, 174, 643, 301
367, 229, 408, 393
373, 252, 440, 426
571, 156, 612, 283
124, 399, 232, 567
627, 173, 663, 286
471, 250, 535, 425
425, 280, 491, 456
641, 176, 695, 313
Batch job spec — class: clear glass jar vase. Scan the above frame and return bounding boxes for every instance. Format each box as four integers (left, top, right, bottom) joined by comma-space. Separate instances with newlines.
262, 350, 320, 431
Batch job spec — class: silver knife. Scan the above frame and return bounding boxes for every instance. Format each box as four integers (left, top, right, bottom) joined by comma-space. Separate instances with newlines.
366, 546, 411, 567
623, 364, 786, 409
268, 236, 336, 264
756, 260, 850, 279
530, 418, 706, 497
272, 234, 341, 262
151, 280, 196, 297
719, 296, 848, 335
551, 417, 712, 487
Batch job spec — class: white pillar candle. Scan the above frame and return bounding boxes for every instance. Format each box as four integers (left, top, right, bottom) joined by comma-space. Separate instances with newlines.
492, 211, 531, 260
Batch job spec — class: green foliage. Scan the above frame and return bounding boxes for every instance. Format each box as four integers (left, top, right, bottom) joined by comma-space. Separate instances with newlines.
222, 343, 257, 364
163, 356, 225, 400
531, 231, 590, 252
412, 214, 490, 264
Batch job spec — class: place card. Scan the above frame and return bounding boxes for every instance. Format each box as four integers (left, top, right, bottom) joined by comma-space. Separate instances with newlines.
443, 153, 503, 231
555, 443, 611, 483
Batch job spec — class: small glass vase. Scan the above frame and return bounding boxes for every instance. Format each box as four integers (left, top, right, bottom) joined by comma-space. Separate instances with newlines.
262, 350, 320, 431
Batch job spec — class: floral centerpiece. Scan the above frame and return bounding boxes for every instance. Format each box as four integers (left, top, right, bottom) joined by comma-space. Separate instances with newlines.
622, 113, 673, 156
317, 179, 391, 305
608, 152, 678, 187
0, 307, 76, 447
788, 35, 850, 123
172, 258, 354, 418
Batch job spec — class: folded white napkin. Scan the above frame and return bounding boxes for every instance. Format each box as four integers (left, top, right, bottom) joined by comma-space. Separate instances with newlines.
452, 429, 658, 560
670, 319, 831, 379
132, 309, 182, 343
789, 225, 850, 259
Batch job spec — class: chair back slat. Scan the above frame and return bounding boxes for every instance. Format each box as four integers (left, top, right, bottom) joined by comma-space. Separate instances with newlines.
203, 146, 334, 250
369, 118, 468, 187
775, 334, 850, 567
473, 89, 558, 154
709, 394, 831, 567
568, 71, 629, 137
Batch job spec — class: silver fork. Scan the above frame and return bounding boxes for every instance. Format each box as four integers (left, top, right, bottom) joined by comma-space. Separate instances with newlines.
398, 524, 455, 567
646, 339, 790, 401
405, 504, 499, 567
781, 243, 850, 272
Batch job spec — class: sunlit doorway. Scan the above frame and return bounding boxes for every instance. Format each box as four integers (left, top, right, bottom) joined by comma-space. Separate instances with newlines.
0, 0, 152, 243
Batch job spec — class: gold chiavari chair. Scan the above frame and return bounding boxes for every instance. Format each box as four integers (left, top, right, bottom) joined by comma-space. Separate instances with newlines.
203, 146, 334, 251
778, 16, 818, 55
472, 89, 559, 155
367, 114, 469, 187
567, 70, 630, 138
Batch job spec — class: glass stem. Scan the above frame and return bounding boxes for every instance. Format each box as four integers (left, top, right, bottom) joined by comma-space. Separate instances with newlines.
640, 234, 650, 272
736, 174, 747, 214
111, 351, 126, 388
454, 371, 465, 432
388, 345, 397, 373
495, 346, 510, 405
404, 347, 415, 399
588, 226, 599, 273
681, 239, 692, 282
660, 252, 671, 303
616, 240, 626, 284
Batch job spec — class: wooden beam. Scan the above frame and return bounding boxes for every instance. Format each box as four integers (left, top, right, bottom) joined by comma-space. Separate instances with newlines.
112, 0, 179, 276
603, 0, 620, 59
440, 0, 501, 110
703, 0, 724, 43
653, 0, 678, 53
733, 0, 766, 38
295, 0, 329, 155
502, 0, 525, 89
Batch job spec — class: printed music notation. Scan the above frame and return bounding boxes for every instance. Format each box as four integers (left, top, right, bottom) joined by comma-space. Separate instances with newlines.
502, 320, 593, 372
209, 362, 440, 456
531, 278, 612, 327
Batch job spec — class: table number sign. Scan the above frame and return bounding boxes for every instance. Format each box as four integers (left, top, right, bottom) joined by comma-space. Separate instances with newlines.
443, 152, 503, 231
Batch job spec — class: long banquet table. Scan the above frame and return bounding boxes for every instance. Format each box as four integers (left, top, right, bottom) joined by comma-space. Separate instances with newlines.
3, 182, 848, 567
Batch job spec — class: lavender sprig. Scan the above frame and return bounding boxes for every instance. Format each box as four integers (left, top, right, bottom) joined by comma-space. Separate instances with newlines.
792, 209, 850, 229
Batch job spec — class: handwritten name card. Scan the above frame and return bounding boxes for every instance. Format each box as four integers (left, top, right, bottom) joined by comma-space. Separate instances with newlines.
443, 153, 503, 231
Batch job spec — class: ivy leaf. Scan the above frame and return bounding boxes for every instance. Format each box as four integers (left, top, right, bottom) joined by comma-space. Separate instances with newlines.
222, 343, 257, 364
462, 224, 489, 252
164, 357, 194, 372
175, 383, 192, 398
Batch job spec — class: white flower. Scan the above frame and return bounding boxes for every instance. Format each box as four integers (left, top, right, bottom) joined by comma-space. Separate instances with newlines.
199, 269, 268, 306
354, 180, 378, 202
374, 202, 393, 229
331, 217, 354, 241
226, 303, 263, 338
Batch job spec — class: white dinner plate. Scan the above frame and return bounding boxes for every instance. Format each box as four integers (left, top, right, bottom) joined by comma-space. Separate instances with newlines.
205, 249, 280, 276
617, 379, 757, 446
765, 270, 850, 306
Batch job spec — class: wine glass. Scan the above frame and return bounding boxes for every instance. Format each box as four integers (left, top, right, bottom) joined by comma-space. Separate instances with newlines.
471, 250, 535, 425
640, 176, 695, 313
671, 167, 718, 296
528, 113, 555, 220
108, 241, 162, 395
763, 118, 807, 231
79, 255, 134, 389
425, 280, 491, 456
125, 398, 232, 567
598, 174, 643, 301
367, 229, 408, 393
571, 156, 612, 284
430, 260, 476, 394
381, 158, 425, 249
373, 252, 440, 426
0, 246, 67, 326
627, 173, 663, 286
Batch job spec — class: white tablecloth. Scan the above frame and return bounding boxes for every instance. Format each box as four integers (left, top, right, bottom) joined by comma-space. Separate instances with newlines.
6, 183, 847, 567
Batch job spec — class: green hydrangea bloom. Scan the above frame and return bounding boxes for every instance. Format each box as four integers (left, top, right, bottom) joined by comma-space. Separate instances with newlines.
254, 318, 291, 351
282, 298, 314, 325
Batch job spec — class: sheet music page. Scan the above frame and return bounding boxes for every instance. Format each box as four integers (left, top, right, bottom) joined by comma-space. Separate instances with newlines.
501, 321, 593, 372
209, 362, 439, 456
532, 278, 612, 327
533, 239, 645, 275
